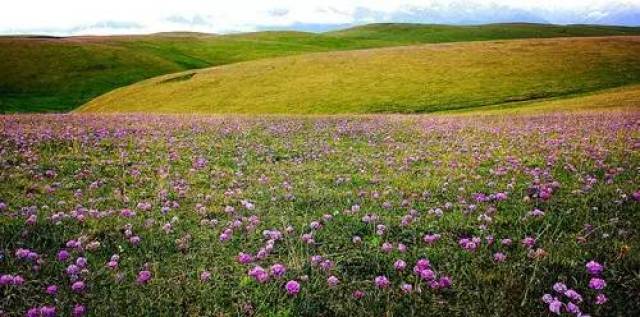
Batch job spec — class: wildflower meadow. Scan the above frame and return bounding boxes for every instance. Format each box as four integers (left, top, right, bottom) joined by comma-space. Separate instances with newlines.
0, 112, 639, 316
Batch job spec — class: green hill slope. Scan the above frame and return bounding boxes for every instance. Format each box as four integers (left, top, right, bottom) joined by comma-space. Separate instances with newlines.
78, 36, 640, 114
443, 84, 640, 115
3, 23, 640, 113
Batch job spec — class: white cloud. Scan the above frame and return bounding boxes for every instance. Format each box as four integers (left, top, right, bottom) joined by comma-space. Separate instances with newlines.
0, 0, 638, 35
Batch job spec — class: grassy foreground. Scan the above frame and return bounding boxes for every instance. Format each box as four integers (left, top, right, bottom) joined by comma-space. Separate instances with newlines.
3, 23, 640, 113
79, 36, 640, 114
0, 111, 639, 316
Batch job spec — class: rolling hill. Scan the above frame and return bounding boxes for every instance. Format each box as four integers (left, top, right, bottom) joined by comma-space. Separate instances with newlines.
3, 23, 640, 113
77, 36, 640, 114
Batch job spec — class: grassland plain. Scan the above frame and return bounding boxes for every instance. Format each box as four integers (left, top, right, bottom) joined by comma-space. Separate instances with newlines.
3, 23, 640, 113
78, 36, 640, 114
0, 111, 639, 316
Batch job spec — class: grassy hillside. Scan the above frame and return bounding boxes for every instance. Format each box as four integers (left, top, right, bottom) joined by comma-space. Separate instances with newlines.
3, 23, 640, 113
444, 84, 640, 115
78, 36, 640, 114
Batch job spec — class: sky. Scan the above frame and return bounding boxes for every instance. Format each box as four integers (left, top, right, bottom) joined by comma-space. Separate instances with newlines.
1, 0, 639, 36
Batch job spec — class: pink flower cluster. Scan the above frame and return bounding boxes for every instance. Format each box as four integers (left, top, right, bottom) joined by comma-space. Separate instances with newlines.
542, 260, 608, 316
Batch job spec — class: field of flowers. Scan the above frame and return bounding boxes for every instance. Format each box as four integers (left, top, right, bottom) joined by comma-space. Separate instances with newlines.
0, 112, 639, 316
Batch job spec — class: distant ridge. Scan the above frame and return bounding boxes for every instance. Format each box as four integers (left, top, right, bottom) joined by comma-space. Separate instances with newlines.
149, 31, 216, 37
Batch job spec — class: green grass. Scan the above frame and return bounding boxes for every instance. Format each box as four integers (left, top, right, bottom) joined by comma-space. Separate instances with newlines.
78, 36, 640, 114
3, 23, 640, 113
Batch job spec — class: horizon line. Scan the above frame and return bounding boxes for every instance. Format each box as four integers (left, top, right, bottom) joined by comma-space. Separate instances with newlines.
2, 21, 639, 38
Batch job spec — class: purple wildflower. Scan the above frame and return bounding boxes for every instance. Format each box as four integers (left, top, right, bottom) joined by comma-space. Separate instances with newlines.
285, 280, 300, 295
76, 257, 88, 268
327, 275, 340, 288
521, 236, 536, 248
26, 308, 39, 317
320, 260, 334, 271
566, 302, 580, 315
501, 238, 513, 246
120, 209, 135, 218
106, 260, 118, 270
438, 276, 452, 288
419, 269, 435, 281
415, 258, 430, 270
495, 192, 508, 201
352, 290, 365, 299
553, 282, 567, 293
26, 215, 37, 225
374, 275, 390, 289
137, 270, 152, 284
310, 255, 323, 265
72, 304, 87, 317
200, 271, 211, 282
219, 232, 231, 242
394, 259, 407, 271
595, 293, 608, 305
66, 264, 80, 276
57, 250, 70, 262
0, 274, 14, 286
528, 209, 545, 218
588, 278, 606, 290
15, 248, 30, 259
248, 266, 269, 283
423, 233, 441, 245
493, 252, 507, 263
564, 289, 583, 303
585, 261, 604, 275
45, 285, 58, 295
40, 306, 56, 317
549, 299, 562, 315
270, 263, 286, 278
459, 237, 481, 251
301, 233, 314, 245
12, 275, 24, 285
236, 252, 253, 265
71, 281, 85, 293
